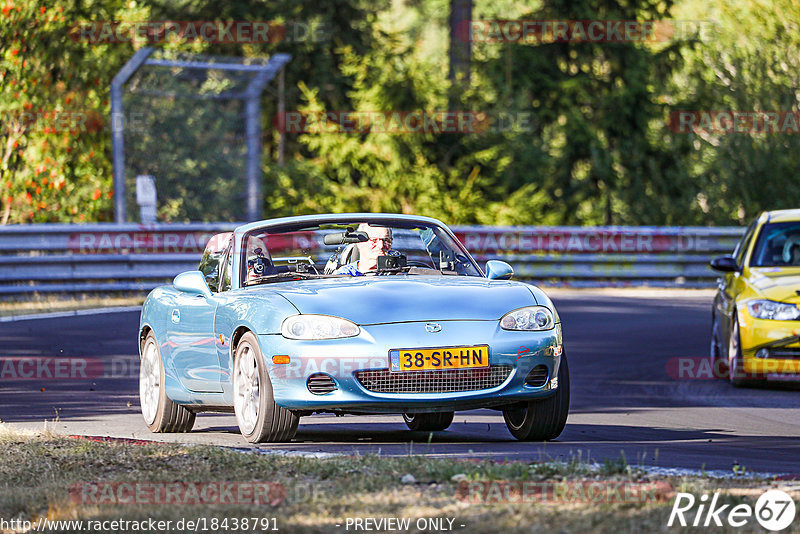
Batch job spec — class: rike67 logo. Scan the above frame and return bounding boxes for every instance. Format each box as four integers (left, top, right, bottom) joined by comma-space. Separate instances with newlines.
668, 490, 796, 531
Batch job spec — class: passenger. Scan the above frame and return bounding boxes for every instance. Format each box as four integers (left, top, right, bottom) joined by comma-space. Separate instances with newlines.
246, 237, 271, 280
335, 224, 393, 276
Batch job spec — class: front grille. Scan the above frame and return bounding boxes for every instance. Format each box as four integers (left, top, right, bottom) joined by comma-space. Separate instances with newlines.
307, 373, 337, 395
355, 365, 513, 393
525, 365, 549, 387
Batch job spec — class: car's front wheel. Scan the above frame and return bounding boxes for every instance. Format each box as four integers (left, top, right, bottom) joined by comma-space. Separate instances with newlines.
139, 331, 195, 433
503, 352, 570, 441
402, 411, 454, 431
233, 332, 298, 443
710, 312, 728, 378
727, 317, 764, 387
728, 318, 746, 387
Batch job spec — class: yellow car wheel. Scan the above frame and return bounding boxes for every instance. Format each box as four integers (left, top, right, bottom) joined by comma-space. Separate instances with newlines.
727, 318, 765, 388
727, 319, 746, 387
710, 312, 728, 379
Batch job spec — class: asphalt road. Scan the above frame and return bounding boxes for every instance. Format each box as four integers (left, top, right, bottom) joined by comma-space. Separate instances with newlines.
3, 292, 800, 474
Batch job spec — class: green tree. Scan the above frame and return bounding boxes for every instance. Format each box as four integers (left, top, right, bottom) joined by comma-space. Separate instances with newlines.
669, 0, 800, 224
466, 0, 697, 225
0, 0, 141, 223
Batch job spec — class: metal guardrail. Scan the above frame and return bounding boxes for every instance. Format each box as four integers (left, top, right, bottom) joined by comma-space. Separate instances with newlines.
454, 226, 743, 288
0, 223, 743, 295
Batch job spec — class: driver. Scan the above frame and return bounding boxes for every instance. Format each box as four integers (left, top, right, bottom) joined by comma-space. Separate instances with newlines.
335, 224, 393, 276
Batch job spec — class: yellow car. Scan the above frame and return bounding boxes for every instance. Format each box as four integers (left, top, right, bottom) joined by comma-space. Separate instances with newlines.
710, 209, 800, 386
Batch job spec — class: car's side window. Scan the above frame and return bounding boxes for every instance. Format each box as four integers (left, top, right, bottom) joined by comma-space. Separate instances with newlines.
734, 220, 758, 267
198, 249, 222, 293
219, 243, 233, 292
198, 232, 233, 293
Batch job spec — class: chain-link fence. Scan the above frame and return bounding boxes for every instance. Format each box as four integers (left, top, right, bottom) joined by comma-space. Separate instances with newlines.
112, 49, 289, 223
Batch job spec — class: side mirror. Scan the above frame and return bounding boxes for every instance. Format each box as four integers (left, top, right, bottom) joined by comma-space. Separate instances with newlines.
710, 255, 739, 273
173, 270, 213, 298
486, 260, 514, 280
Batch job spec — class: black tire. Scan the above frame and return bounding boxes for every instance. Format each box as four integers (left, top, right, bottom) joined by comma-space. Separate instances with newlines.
503, 352, 570, 441
139, 332, 196, 433
403, 411, 454, 431
233, 332, 299, 443
709, 311, 728, 379
727, 318, 764, 387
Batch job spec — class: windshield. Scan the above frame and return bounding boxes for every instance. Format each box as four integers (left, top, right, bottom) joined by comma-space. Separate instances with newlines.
750, 222, 800, 267
240, 220, 481, 286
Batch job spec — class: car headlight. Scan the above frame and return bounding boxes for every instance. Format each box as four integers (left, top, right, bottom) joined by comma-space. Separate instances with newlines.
281, 315, 360, 340
500, 306, 555, 331
746, 300, 800, 321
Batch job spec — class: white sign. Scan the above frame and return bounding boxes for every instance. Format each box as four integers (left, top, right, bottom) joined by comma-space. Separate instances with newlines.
136, 175, 157, 223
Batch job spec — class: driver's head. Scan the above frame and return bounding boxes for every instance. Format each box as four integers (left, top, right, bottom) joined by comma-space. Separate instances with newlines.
356, 223, 392, 271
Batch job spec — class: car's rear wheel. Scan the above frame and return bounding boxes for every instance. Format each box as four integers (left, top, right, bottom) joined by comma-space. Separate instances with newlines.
710, 312, 728, 378
233, 332, 298, 443
403, 411, 454, 431
139, 332, 195, 433
503, 352, 570, 441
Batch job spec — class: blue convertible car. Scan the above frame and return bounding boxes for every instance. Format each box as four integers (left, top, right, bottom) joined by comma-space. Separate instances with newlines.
138, 214, 569, 443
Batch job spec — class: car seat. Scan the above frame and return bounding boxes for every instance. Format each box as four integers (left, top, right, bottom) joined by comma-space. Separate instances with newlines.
324, 243, 361, 274
782, 234, 800, 265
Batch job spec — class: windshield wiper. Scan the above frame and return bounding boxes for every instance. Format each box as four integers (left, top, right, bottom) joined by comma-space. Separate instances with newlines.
243, 271, 327, 286
381, 266, 459, 276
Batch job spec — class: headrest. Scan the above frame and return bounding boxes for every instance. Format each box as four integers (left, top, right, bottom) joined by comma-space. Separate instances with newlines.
782, 234, 800, 264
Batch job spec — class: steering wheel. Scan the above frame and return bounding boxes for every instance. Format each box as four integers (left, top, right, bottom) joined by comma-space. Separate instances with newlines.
407, 260, 434, 268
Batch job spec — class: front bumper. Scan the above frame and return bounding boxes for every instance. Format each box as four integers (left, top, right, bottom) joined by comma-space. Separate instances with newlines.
738, 314, 800, 377
257, 320, 563, 412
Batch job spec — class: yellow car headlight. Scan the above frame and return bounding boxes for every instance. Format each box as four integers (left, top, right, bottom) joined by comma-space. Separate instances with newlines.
746, 300, 800, 321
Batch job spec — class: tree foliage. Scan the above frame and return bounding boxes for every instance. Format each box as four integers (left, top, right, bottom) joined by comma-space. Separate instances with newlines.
1, 0, 797, 225
0, 0, 143, 223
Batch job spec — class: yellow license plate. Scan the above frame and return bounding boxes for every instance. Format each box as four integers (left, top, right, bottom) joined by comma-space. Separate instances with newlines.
389, 345, 489, 372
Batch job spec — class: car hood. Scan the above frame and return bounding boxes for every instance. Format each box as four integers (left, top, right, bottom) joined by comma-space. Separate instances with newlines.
748, 267, 800, 303
249, 275, 539, 324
